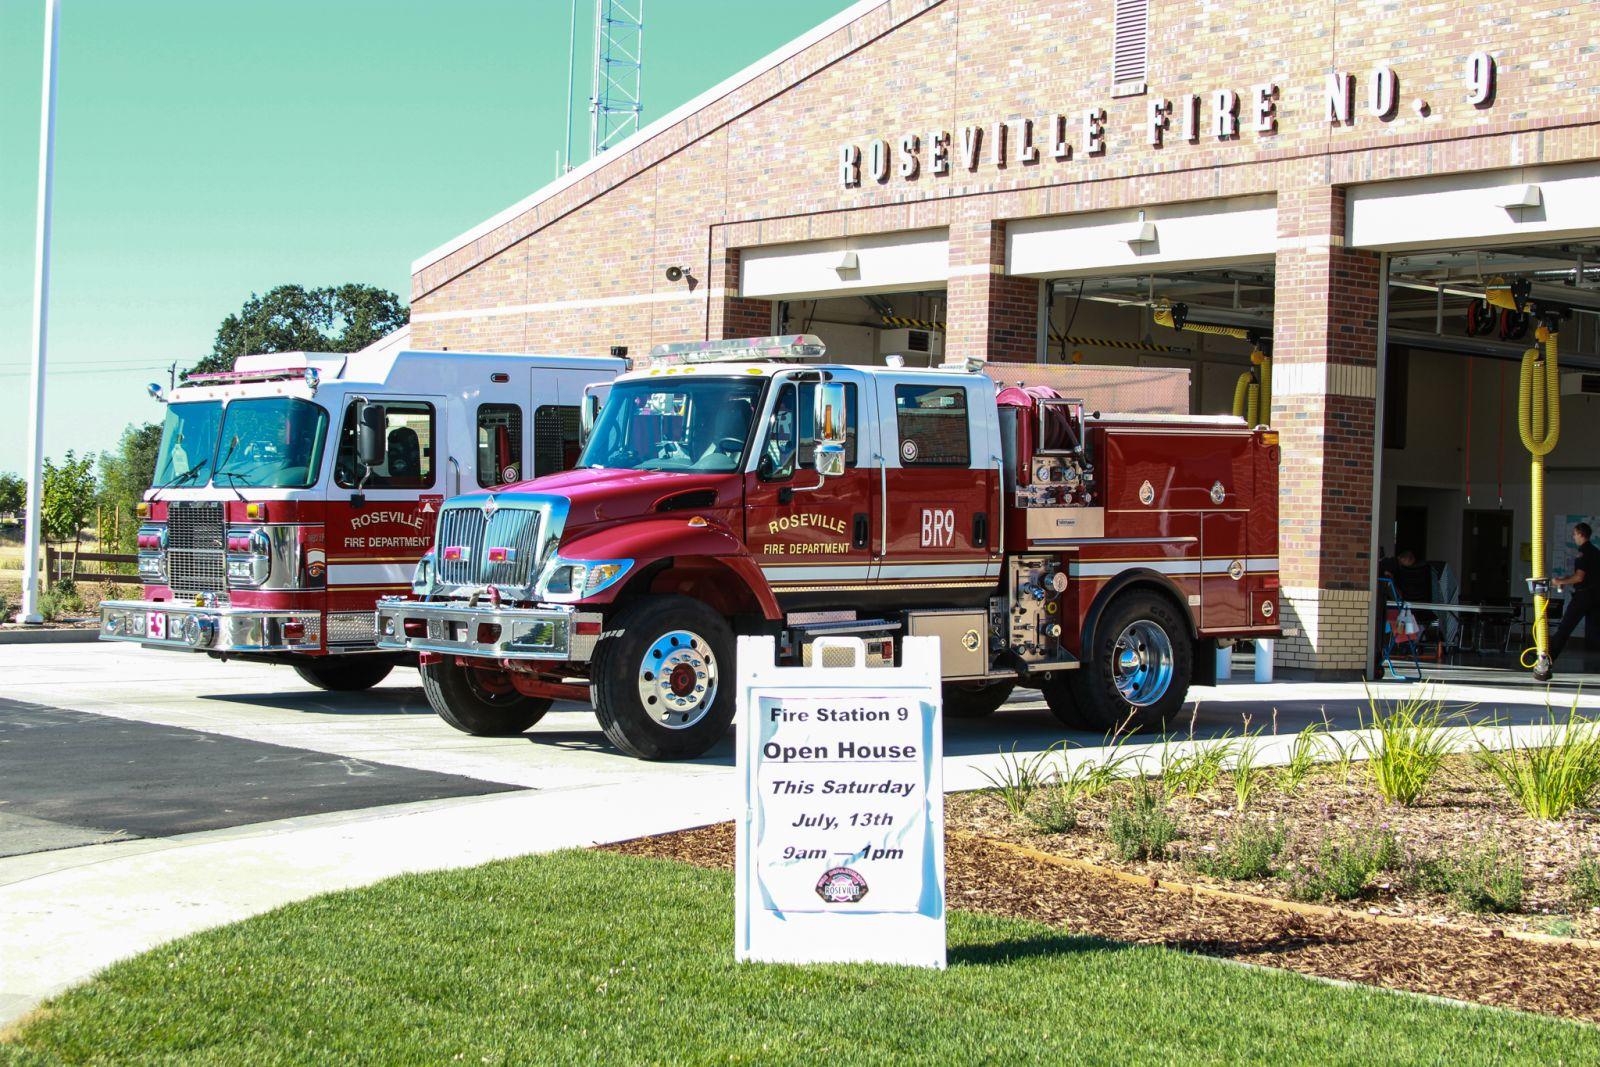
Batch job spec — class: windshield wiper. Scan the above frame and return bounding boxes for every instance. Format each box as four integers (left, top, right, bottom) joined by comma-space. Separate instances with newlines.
211, 438, 247, 501
150, 460, 208, 500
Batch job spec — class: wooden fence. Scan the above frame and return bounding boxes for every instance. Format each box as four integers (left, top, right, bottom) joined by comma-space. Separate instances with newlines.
44, 546, 138, 587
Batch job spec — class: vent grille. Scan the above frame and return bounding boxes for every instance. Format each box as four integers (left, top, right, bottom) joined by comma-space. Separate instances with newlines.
435, 501, 545, 588
1112, 0, 1148, 84
436, 506, 488, 587
167, 501, 226, 595
326, 612, 377, 646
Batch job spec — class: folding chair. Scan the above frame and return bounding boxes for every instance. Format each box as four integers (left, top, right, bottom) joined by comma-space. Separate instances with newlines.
1379, 577, 1424, 681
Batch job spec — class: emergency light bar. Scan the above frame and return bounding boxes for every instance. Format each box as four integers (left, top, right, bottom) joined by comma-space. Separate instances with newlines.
646, 334, 826, 368
182, 366, 322, 392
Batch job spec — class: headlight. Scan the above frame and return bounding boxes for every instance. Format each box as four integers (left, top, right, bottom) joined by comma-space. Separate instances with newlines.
225, 527, 271, 587
412, 550, 436, 596
536, 556, 632, 603
136, 524, 166, 581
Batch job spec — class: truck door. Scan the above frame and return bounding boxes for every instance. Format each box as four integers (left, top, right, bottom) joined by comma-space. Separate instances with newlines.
872, 377, 999, 606
743, 374, 879, 610
324, 396, 446, 618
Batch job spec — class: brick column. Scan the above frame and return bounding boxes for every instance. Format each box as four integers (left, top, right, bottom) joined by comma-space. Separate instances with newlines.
946, 216, 1039, 364
1271, 186, 1382, 674
709, 248, 773, 340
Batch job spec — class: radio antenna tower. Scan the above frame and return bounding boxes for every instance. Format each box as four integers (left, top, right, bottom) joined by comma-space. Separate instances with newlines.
589, 0, 644, 158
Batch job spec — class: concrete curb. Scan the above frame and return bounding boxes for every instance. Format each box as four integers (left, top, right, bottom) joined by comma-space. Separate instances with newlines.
0, 628, 100, 646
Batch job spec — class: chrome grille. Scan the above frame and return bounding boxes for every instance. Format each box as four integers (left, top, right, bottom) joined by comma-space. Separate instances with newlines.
167, 501, 226, 594
435, 507, 488, 586
482, 507, 543, 587
434, 501, 546, 588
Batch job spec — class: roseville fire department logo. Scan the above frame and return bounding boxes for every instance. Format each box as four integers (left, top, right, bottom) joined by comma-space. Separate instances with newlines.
901, 440, 918, 461
1210, 481, 1227, 505
1138, 480, 1155, 506
815, 867, 869, 904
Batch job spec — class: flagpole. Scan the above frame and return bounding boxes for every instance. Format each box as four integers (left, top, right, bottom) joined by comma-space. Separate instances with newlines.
19, 0, 61, 625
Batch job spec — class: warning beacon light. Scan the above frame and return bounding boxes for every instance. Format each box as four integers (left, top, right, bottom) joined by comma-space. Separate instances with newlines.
646, 334, 826, 368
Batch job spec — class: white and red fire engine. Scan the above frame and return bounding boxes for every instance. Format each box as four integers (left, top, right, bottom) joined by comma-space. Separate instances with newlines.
376, 335, 1280, 756
99, 339, 624, 691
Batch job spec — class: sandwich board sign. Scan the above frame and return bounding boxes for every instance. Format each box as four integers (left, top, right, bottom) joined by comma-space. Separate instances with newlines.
734, 634, 945, 969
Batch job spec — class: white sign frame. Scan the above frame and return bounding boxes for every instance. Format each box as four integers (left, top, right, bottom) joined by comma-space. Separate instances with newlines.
734, 634, 945, 969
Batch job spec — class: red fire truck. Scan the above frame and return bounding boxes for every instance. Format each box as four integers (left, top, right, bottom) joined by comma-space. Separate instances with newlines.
376, 335, 1280, 756
98, 340, 625, 691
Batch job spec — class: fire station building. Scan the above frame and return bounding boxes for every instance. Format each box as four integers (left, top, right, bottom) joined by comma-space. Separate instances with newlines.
410, 0, 1600, 677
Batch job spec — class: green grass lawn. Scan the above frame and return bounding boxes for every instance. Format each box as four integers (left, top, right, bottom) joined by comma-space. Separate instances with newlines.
4, 850, 1598, 1065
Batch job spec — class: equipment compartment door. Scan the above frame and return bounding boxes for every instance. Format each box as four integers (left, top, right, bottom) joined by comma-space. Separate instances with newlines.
744, 377, 878, 610
873, 378, 999, 608
1201, 511, 1250, 631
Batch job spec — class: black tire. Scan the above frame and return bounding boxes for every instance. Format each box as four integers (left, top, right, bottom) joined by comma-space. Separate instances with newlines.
943, 680, 1015, 719
1059, 590, 1192, 733
421, 657, 550, 736
592, 595, 735, 760
1037, 671, 1096, 729
293, 658, 395, 692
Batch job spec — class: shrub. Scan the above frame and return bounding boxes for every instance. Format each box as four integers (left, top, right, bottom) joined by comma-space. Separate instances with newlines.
37, 578, 83, 622
1024, 783, 1079, 833
1106, 780, 1179, 861
1287, 829, 1403, 902
980, 745, 1050, 817
1418, 843, 1524, 914
1231, 735, 1267, 811
1571, 855, 1600, 909
1188, 820, 1286, 881
1277, 723, 1325, 794
1162, 735, 1234, 799
1359, 691, 1455, 806
1474, 704, 1600, 820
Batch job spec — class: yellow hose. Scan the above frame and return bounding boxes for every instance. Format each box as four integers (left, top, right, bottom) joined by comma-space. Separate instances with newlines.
1232, 371, 1253, 420
1519, 325, 1561, 671
1246, 383, 1261, 426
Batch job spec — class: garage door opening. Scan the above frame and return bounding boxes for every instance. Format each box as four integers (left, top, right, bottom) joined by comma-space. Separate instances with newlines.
1040, 263, 1276, 417
1379, 239, 1600, 684
774, 288, 949, 367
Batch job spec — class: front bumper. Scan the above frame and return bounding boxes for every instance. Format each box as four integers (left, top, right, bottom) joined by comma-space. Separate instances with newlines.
99, 599, 323, 653
375, 598, 602, 662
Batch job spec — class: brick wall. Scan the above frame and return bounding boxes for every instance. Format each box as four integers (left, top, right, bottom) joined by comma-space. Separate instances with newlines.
406, 0, 1600, 674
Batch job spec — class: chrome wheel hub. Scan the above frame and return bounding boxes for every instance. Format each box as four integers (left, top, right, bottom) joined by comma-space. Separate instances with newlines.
1111, 619, 1174, 707
637, 629, 717, 729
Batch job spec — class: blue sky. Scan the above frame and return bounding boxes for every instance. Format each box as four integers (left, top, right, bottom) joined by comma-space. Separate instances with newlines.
0, 0, 850, 471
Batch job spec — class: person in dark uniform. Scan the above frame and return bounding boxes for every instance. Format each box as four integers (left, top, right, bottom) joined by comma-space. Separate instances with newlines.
1540, 522, 1600, 679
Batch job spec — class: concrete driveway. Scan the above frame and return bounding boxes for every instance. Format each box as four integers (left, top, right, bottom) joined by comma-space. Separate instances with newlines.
3, 641, 1598, 1024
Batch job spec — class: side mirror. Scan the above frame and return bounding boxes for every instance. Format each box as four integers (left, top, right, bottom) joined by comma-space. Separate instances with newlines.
580, 392, 601, 446
812, 381, 848, 479
357, 402, 387, 469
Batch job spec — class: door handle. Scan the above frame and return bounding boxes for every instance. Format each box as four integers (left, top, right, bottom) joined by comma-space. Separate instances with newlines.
853, 513, 870, 549
973, 512, 988, 548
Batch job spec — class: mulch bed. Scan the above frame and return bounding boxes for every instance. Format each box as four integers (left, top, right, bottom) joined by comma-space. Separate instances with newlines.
949, 756, 1600, 938
604, 822, 1600, 1024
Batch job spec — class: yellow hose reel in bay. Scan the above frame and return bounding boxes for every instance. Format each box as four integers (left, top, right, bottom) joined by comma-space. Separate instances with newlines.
1153, 304, 1272, 426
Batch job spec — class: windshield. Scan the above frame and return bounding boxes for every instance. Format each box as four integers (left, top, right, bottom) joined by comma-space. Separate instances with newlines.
578, 377, 765, 472
152, 401, 223, 488
212, 398, 330, 489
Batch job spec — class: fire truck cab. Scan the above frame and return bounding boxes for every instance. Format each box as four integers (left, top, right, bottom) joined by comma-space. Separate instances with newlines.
377, 335, 1279, 757
99, 339, 625, 692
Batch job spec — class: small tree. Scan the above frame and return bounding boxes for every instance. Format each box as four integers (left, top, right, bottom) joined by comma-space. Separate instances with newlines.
98, 423, 162, 553
42, 451, 97, 573
0, 472, 25, 519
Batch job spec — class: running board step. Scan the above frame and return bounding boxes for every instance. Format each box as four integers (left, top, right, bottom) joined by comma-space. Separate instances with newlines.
791, 617, 902, 636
